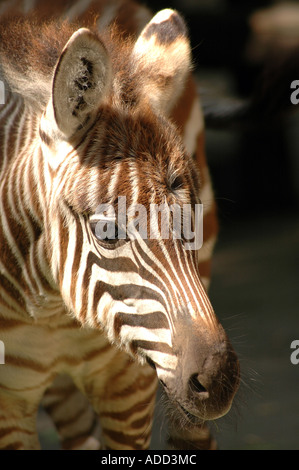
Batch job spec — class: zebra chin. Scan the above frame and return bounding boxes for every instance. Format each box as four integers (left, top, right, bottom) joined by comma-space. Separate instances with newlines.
144, 330, 240, 423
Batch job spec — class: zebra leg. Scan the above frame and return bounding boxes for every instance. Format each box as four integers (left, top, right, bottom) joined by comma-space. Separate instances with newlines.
167, 420, 218, 451
0, 391, 41, 449
42, 374, 102, 450
77, 354, 158, 450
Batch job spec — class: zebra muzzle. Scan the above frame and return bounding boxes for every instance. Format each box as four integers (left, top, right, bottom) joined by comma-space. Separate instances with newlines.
155, 332, 240, 422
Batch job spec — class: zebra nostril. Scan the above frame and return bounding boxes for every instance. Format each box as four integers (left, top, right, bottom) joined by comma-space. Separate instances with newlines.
189, 374, 209, 396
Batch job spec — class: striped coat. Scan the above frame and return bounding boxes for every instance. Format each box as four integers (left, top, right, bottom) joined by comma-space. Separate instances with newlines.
0, 0, 238, 450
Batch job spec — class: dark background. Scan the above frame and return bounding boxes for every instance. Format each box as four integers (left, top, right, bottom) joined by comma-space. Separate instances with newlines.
39, 0, 299, 450
147, 0, 299, 220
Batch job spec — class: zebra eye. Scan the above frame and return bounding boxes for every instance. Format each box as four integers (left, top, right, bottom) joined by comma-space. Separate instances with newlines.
168, 174, 184, 193
89, 217, 119, 245
171, 175, 184, 190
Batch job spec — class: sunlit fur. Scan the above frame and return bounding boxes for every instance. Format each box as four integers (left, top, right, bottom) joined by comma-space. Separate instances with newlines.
0, 0, 238, 450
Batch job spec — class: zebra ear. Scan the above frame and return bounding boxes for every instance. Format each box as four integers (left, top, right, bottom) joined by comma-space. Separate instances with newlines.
50, 28, 111, 139
133, 9, 192, 115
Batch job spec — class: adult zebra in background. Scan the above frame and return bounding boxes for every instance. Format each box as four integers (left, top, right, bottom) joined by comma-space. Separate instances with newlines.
0, 0, 240, 450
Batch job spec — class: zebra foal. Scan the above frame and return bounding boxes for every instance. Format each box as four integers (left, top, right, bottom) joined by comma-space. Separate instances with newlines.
0, 1, 239, 450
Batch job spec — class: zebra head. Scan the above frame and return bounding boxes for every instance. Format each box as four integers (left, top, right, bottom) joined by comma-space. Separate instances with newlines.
40, 10, 239, 423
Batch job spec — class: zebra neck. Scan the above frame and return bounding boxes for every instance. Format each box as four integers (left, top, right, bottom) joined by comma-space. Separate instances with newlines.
0, 93, 63, 320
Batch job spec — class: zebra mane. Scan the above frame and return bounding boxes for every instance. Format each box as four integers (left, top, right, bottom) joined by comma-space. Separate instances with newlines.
0, 14, 134, 111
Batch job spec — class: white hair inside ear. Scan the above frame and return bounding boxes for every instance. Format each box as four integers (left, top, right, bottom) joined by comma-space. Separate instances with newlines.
50, 28, 111, 140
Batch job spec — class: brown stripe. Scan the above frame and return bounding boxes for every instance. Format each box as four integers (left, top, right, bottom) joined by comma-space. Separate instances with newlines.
105, 369, 156, 400
43, 390, 79, 415
39, 128, 52, 146
131, 414, 152, 430
70, 218, 83, 306
4, 354, 77, 373
92, 280, 165, 321
30, 242, 56, 294
62, 422, 99, 450
130, 339, 173, 357
100, 391, 156, 422
133, 242, 176, 305
1, 441, 24, 450
114, 311, 169, 339
6, 102, 24, 164
87, 251, 139, 274
0, 373, 55, 393
1, 166, 41, 291
0, 316, 28, 329
103, 427, 151, 450
17, 112, 29, 154
0, 426, 35, 439
0, 296, 12, 311
4, 348, 108, 372
0, 273, 26, 310
27, 152, 43, 221
58, 213, 69, 289
0, 191, 26, 281
54, 405, 89, 429
35, 146, 47, 215
12, 101, 26, 156
44, 382, 78, 398
82, 343, 112, 362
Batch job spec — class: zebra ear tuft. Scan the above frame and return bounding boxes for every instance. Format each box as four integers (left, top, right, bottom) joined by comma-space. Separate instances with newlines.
50, 28, 111, 139
133, 9, 192, 115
